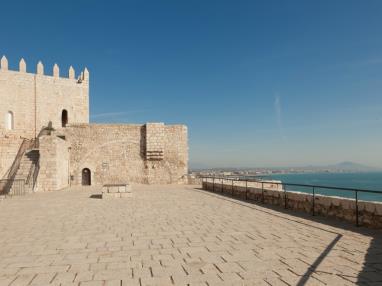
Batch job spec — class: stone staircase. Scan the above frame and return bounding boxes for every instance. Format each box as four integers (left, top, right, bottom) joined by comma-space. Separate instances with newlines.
8, 149, 40, 194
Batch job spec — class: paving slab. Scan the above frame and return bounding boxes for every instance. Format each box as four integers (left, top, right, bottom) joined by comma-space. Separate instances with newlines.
0, 185, 381, 285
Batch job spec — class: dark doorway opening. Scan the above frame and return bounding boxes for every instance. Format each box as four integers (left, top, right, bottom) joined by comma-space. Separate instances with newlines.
82, 168, 91, 186
61, 109, 68, 127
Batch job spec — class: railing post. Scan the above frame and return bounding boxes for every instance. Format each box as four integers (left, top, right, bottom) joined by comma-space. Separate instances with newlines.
201, 178, 381, 229
312, 186, 315, 216
245, 180, 248, 200
355, 190, 359, 227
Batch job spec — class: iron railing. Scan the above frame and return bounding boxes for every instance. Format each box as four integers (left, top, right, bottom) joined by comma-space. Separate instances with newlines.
0, 179, 26, 197
25, 149, 40, 192
5, 138, 33, 180
25, 158, 40, 192
200, 176, 382, 227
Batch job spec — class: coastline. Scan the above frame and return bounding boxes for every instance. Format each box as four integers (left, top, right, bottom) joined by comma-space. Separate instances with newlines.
258, 172, 382, 202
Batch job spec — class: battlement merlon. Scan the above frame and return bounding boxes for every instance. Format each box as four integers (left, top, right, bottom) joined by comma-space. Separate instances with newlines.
0, 55, 89, 85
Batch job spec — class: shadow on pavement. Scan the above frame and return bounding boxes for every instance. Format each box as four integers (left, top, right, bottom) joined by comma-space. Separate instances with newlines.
191, 187, 382, 285
89, 194, 102, 199
357, 233, 382, 285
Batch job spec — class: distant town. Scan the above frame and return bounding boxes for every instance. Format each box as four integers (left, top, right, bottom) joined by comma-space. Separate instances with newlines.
190, 161, 380, 178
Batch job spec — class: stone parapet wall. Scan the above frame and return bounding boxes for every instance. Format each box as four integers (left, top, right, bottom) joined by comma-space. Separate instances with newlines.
202, 179, 382, 229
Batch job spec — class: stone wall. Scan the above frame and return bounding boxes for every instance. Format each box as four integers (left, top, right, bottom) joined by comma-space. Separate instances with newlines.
62, 123, 188, 186
202, 179, 382, 229
0, 57, 89, 138
37, 135, 70, 192
0, 56, 189, 190
146, 123, 165, 160
0, 136, 23, 178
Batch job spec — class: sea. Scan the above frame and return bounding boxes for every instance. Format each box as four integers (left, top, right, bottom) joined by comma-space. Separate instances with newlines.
258, 172, 382, 202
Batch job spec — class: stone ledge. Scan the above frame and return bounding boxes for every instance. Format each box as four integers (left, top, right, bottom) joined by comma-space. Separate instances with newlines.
102, 192, 132, 199
101, 184, 132, 199
102, 184, 132, 193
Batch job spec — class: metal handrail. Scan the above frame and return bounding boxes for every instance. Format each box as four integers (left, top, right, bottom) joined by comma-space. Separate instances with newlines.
5, 139, 31, 180
201, 175, 382, 194
26, 158, 40, 192
0, 179, 26, 196
200, 176, 382, 227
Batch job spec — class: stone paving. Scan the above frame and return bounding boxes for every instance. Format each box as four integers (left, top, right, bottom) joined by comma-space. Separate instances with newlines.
0, 185, 381, 286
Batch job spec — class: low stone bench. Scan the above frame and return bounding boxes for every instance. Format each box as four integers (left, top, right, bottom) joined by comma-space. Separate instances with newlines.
102, 184, 132, 199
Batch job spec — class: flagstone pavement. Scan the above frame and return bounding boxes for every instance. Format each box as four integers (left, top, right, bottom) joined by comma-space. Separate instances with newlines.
0, 185, 381, 286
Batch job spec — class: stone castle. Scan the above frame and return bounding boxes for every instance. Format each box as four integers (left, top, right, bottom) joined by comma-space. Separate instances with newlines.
0, 56, 188, 193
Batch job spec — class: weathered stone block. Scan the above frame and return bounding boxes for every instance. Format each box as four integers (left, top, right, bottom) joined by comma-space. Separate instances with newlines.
102, 192, 120, 199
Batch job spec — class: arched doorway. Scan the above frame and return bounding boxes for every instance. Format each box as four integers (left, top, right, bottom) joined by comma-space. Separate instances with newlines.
6, 111, 14, 130
61, 109, 68, 127
82, 168, 91, 186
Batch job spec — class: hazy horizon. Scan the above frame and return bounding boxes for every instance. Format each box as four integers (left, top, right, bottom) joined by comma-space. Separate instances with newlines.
189, 161, 382, 170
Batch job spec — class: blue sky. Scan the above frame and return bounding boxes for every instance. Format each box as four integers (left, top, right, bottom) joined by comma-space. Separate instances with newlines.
1, 0, 382, 168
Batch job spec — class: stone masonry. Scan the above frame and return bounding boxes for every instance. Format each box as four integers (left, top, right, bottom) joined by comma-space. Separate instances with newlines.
37, 135, 70, 192
145, 123, 165, 160
0, 56, 89, 183
0, 56, 89, 139
0, 56, 188, 191
0, 136, 23, 178
62, 123, 188, 186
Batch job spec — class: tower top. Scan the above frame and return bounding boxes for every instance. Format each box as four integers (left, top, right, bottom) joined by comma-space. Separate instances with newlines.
0, 55, 89, 83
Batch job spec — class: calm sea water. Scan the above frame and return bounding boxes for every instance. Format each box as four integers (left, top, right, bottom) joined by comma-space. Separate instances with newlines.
260, 172, 382, 202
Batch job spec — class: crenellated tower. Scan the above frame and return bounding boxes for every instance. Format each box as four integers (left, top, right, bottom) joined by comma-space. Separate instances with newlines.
0, 56, 89, 138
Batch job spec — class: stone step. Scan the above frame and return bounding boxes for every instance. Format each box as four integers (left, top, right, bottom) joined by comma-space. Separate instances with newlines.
6, 148, 40, 193
20, 160, 36, 165
19, 161, 37, 165
22, 160, 38, 164
16, 168, 31, 172
18, 164, 34, 169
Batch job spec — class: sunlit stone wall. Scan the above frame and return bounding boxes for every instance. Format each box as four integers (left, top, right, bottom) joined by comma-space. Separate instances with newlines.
62, 123, 188, 186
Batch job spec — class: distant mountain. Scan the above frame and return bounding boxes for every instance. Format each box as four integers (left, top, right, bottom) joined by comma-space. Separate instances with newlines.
294, 161, 379, 172
327, 161, 379, 172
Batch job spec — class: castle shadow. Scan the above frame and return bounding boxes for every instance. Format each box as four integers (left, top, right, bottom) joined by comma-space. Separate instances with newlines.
357, 233, 382, 284
89, 194, 102, 199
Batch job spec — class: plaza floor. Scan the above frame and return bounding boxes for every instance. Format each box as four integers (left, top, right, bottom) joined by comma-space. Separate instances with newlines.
0, 185, 381, 286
